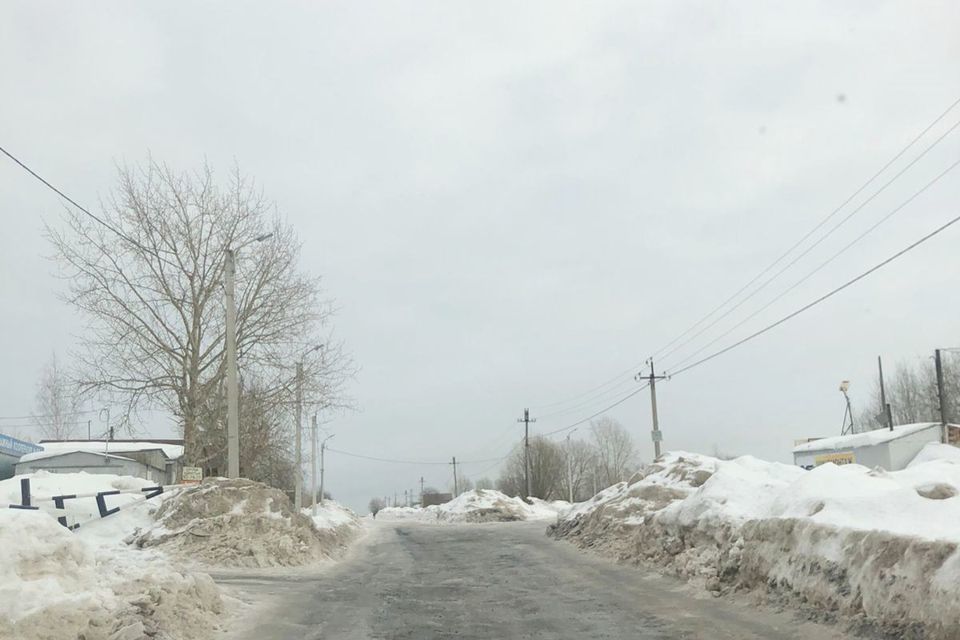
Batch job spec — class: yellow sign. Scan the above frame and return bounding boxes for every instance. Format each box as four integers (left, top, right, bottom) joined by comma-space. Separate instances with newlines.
814, 452, 855, 466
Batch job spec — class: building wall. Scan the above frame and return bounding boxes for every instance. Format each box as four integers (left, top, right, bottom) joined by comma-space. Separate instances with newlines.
886, 425, 942, 469
793, 425, 942, 471
0, 451, 18, 480
15, 452, 163, 483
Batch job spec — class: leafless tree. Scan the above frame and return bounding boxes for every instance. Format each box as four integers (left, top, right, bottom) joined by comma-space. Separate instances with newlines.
558, 439, 598, 502
368, 497, 386, 516
450, 475, 474, 495
46, 159, 353, 462
474, 477, 495, 491
497, 436, 567, 500
590, 416, 637, 487
33, 352, 81, 439
856, 354, 959, 431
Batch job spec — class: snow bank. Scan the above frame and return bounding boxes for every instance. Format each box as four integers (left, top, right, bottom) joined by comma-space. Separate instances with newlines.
549, 450, 960, 639
0, 505, 222, 640
133, 478, 360, 567
377, 489, 571, 524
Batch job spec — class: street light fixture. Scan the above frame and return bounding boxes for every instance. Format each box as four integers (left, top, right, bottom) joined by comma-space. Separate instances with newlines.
224, 232, 274, 479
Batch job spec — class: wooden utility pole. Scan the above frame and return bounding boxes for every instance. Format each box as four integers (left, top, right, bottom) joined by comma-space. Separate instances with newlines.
517, 409, 536, 498
637, 359, 668, 459
935, 349, 948, 443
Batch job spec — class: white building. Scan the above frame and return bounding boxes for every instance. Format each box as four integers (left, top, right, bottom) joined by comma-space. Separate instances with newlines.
793, 422, 960, 471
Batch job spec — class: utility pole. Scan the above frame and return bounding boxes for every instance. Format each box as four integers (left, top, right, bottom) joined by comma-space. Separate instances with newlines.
225, 248, 240, 478
319, 433, 333, 509
878, 356, 892, 431
310, 414, 318, 514
294, 360, 303, 510
87, 420, 91, 441
935, 349, 948, 443
565, 428, 578, 503
419, 476, 424, 504
637, 359, 668, 459
451, 457, 459, 496
517, 409, 536, 498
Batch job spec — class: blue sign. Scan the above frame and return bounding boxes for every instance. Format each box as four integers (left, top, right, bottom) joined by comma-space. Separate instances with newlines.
0, 433, 43, 457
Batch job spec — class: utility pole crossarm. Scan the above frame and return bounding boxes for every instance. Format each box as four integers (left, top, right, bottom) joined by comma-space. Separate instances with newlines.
518, 409, 536, 499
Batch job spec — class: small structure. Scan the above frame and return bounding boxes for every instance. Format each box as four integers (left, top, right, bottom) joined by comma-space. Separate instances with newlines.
421, 492, 453, 508
0, 433, 42, 480
793, 422, 960, 471
16, 439, 184, 483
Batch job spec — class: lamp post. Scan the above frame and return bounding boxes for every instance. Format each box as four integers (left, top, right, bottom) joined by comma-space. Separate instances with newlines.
294, 344, 323, 510
224, 233, 272, 479
318, 433, 335, 512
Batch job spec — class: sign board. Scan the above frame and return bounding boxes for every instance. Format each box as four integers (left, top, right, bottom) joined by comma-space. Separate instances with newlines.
0, 433, 42, 458
180, 466, 203, 484
650, 430, 663, 443
814, 452, 855, 466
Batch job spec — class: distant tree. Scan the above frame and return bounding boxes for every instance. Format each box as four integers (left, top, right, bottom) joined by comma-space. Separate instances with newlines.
855, 354, 960, 432
558, 439, 598, 502
33, 352, 81, 439
474, 477, 495, 491
590, 417, 638, 487
368, 497, 386, 516
497, 437, 566, 500
450, 475, 474, 495
422, 486, 440, 494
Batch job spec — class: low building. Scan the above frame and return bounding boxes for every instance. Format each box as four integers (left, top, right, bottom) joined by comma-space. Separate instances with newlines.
16, 439, 184, 483
793, 422, 960, 471
422, 492, 453, 507
0, 433, 43, 480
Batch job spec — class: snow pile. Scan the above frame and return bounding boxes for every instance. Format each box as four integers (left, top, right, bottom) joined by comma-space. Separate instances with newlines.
377, 489, 571, 523
305, 500, 362, 531
550, 449, 960, 639
0, 504, 222, 640
133, 478, 360, 567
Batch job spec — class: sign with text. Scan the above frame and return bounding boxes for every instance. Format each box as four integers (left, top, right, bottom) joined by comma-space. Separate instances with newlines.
814, 452, 855, 466
180, 466, 203, 483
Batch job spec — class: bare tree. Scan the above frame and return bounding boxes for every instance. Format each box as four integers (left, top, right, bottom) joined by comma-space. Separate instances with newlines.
47, 159, 353, 462
474, 477, 495, 491
497, 437, 566, 500
33, 352, 81, 439
368, 497, 386, 517
856, 355, 959, 431
558, 439, 597, 502
590, 417, 637, 487
450, 475, 474, 495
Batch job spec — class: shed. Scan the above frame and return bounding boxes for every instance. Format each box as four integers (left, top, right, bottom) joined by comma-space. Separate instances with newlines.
792, 422, 960, 471
36, 440, 184, 484
15, 449, 166, 483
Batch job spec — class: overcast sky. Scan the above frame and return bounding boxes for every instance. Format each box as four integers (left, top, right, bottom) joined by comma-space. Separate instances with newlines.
2, 2, 959, 511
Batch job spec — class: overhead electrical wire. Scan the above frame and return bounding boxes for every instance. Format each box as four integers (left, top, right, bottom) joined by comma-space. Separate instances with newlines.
665, 155, 960, 372
540, 382, 650, 438
668, 209, 960, 378
650, 95, 960, 363
325, 446, 505, 466
657, 116, 960, 367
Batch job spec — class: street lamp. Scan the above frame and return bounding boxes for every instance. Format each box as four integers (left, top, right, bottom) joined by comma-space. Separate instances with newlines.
317, 432, 335, 513
839, 380, 855, 435
224, 233, 273, 479
294, 343, 323, 510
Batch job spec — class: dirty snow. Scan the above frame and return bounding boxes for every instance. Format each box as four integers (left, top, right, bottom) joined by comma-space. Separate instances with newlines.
377, 489, 571, 523
133, 478, 361, 567
0, 473, 221, 640
550, 449, 960, 639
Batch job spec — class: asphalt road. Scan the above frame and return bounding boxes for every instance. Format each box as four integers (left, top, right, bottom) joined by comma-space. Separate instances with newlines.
217, 521, 850, 640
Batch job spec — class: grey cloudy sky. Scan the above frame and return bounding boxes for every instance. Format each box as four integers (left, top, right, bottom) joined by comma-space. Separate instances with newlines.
2, 2, 959, 511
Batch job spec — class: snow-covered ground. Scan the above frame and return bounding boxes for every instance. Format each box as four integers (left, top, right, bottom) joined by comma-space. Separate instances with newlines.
0, 472, 361, 640
550, 447, 960, 639
376, 489, 570, 523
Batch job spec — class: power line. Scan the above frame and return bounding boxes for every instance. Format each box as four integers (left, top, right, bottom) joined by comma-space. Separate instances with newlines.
669, 209, 960, 377
0, 144, 176, 266
657, 116, 960, 367
666, 155, 960, 372
324, 447, 504, 466
540, 382, 650, 437
0, 409, 101, 421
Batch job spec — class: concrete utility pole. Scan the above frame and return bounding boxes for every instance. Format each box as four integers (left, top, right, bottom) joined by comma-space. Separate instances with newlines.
224, 233, 272, 478
565, 428, 578, 503
294, 360, 304, 510
419, 476, 424, 504
637, 359, 667, 459
517, 409, 536, 498
225, 248, 240, 478
935, 349, 948, 443
310, 414, 318, 514
319, 433, 333, 509
451, 457, 459, 496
